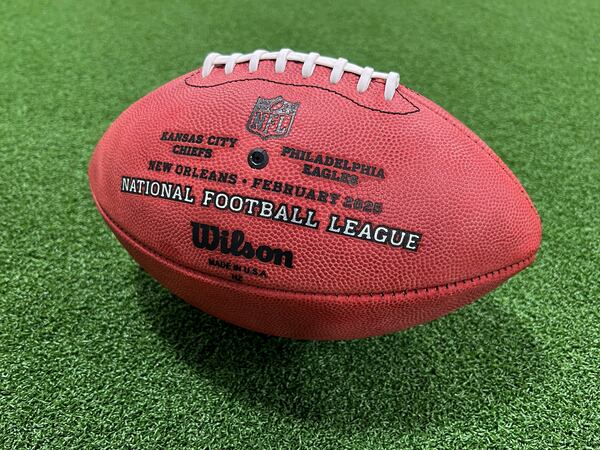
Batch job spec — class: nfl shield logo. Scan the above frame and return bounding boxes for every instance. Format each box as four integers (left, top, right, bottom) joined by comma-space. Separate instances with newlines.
246, 96, 300, 140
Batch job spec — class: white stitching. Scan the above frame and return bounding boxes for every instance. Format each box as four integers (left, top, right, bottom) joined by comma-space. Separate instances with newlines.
330, 57, 348, 84
202, 49, 401, 101
224, 53, 242, 75
275, 48, 292, 73
249, 49, 267, 73
302, 52, 320, 78
357, 66, 374, 93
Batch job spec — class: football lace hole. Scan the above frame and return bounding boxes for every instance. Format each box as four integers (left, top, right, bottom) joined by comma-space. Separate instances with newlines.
248, 148, 269, 169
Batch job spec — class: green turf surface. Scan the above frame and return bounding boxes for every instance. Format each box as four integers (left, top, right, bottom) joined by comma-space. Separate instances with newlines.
1, 0, 599, 447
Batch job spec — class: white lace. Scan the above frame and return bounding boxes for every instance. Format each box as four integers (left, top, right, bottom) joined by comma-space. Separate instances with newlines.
201, 49, 401, 102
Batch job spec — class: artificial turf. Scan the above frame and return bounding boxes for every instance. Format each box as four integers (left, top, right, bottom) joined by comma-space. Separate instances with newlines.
1, 0, 599, 448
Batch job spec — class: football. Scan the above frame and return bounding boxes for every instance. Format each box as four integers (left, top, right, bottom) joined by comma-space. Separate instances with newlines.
88, 49, 542, 340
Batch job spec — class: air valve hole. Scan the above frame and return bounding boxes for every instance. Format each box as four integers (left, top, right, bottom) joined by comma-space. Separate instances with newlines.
248, 148, 269, 169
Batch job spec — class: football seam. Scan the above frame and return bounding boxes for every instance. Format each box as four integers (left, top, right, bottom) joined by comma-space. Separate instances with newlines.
185, 70, 539, 221
92, 191, 537, 299
183, 71, 420, 116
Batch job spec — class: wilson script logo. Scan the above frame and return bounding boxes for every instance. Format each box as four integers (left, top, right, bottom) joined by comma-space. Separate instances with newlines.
191, 222, 294, 268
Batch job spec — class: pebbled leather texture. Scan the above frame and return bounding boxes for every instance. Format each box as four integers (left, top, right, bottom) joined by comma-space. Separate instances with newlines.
88, 57, 542, 340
